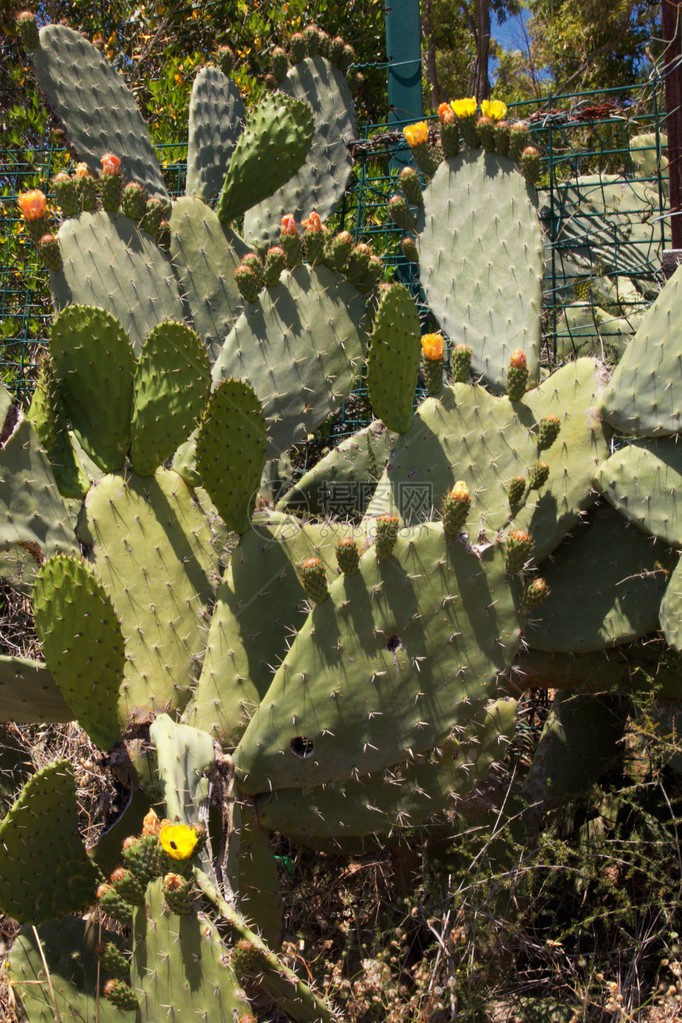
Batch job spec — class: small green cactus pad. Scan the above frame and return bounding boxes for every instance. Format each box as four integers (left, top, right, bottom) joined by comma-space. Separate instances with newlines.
660, 559, 682, 651
27, 357, 89, 500
227, 800, 282, 945
78, 469, 216, 721
513, 358, 611, 561
234, 525, 520, 792
244, 56, 356, 245
131, 879, 249, 1020
213, 265, 368, 456
150, 714, 214, 825
523, 692, 628, 804
185, 512, 361, 746
32, 24, 168, 198
366, 283, 421, 433
0, 381, 11, 429
0, 417, 79, 559
131, 321, 211, 476
598, 437, 682, 548
418, 151, 543, 393
216, 92, 314, 224
601, 264, 682, 436
526, 506, 678, 653
51, 305, 135, 473
186, 66, 245, 202
0, 761, 99, 923
33, 555, 124, 749
276, 421, 394, 518
0, 656, 72, 723
51, 211, 184, 353
169, 197, 243, 362
196, 379, 267, 534
257, 698, 517, 837
10, 918, 129, 1023
513, 644, 682, 700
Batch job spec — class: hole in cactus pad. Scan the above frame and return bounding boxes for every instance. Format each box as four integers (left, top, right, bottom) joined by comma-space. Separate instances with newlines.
290, 736, 315, 759
386, 634, 403, 653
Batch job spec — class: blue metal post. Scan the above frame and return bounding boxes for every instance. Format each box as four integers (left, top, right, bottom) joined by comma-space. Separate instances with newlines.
385, 0, 423, 165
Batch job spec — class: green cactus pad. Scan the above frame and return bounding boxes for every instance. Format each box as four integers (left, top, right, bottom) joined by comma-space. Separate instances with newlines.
186, 66, 245, 202
418, 151, 543, 392
131, 879, 249, 1020
32, 24, 168, 198
601, 264, 682, 436
50, 305, 135, 473
227, 800, 282, 945
0, 417, 79, 560
196, 379, 267, 534
216, 92, 314, 224
257, 698, 517, 837
527, 506, 678, 653
244, 56, 356, 245
660, 560, 682, 652
78, 469, 216, 721
213, 264, 367, 456
234, 525, 521, 792
0, 761, 99, 923
150, 714, 214, 826
131, 321, 211, 476
276, 421, 394, 518
0, 656, 72, 723
27, 357, 89, 499
51, 211, 184, 353
10, 918, 129, 1023
598, 437, 682, 548
33, 555, 124, 749
169, 197, 243, 362
366, 283, 421, 433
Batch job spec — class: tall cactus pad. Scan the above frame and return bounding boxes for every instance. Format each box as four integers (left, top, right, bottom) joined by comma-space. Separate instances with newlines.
51, 305, 135, 473
131, 321, 211, 476
33, 555, 124, 749
213, 265, 367, 455
601, 264, 682, 436
169, 197, 243, 361
599, 438, 682, 548
186, 67, 245, 202
150, 714, 214, 825
257, 698, 517, 838
0, 761, 99, 923
244, 56, 356, 244
196, 379, 266, 534
660, 559, 682, 652
0, 656, 72, 723
367, 283, 421, 433
78, 469, 216, 720
27, 357, 89, 499
234, 525, 520, 792
418, 151, 543, 392
32, 24, 168, 198
527, 507, 678, 653
131, 880, 249, 1020
51, 212, 184, 353
216, 93, 314, 224
227, 800, 282, 945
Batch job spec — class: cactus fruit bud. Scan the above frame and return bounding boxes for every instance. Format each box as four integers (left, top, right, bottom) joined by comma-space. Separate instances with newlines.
329, 36, 346, 66
345, 242, 373, 288
388, 194, 415, 232
110, 866, 145, 906
38, 233, 62, 271
216, 43, 235, 74
121, 181, 147, 221
375, 515, 399, 560
303, 23, 322, 56
16, 10, 39, 49
438, 103, 460, 157
507, 349, 528, 401
451, 343, 472, 383
52, 172, 79, 217
18, 189, 48, 241
302, 211, 326, 265
493, 121, 511, 156
96, 941, 130, 978
451, 97, 479, 148
122, 834, 163, 886
280, 214, 302, 267
521, 577, 550, 611
234, 265, 262, 303
528, 460, 550, 490
364, 254, 384, 292
336, 537, 359, 575
231, 939, 264, 977
163, 872, 193, 915
521, 145, 541, 186
421, 333, 444, 396
507, 475, 526, 506
323, 229, 354, 271
141, 808, 161, 837
289, 31, 306, 63
271, 46, 289, 81
264, 245, 286, 286
504, 529, 534, 574
403, 122, 438, 178
100, 153, 122, 213
442, 481, 470, 536
476, 116, 496, 152
96, 883, 134, 924
300, 557, 328, 603
102, 979, 139, 1011
76, 165, 97, 211
537, 414, 561, 451
401, 236, 419, 262
139, 196, 165, 239
340, 42, 356, 73
399, 166, 423, 206
509, 121, 531, 160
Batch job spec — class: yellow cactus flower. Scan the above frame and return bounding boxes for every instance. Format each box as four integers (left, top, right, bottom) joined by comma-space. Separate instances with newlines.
18, 189, 47, 221
450, 97, 477, 119
159, 820, 199, 861
480, 99, 508, 122
450, 481, 470, 502
75, 162, 90, 178
403, 121, 429, 148
421, 333, 445, 361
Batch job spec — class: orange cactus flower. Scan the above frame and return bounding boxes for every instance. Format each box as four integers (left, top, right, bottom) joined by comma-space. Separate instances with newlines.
449, 481, 470, 502
403, 121, 429, 147
509, 348, 527, 368
438, 102, 455, 126
280, 214, 298, 235
18, 189, 47, 221
75, 162, 90, 178
100, 153, 121, 174
302, 211, 322, 232
421, 333, 445, 361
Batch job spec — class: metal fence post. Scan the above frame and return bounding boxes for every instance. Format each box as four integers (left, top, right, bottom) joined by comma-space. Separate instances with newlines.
385, 0, 422, 169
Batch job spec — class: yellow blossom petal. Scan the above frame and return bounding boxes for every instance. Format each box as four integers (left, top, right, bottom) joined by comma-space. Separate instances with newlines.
481, 99, 507, 122
421, 333, 444, 361
403, 121, 429, 148
450, 97, 477, 119
159, 821, 199, 861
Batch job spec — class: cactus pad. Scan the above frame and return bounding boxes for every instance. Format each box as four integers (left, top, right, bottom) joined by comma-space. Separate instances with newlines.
366, 283, 421, 433
150, 714, 214, 826
186, 66, 245, 202
598, 437, 682, 548
0, 656, 71, 723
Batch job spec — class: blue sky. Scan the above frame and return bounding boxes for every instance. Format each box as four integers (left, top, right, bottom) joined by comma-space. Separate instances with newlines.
493, 6, 531, 52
